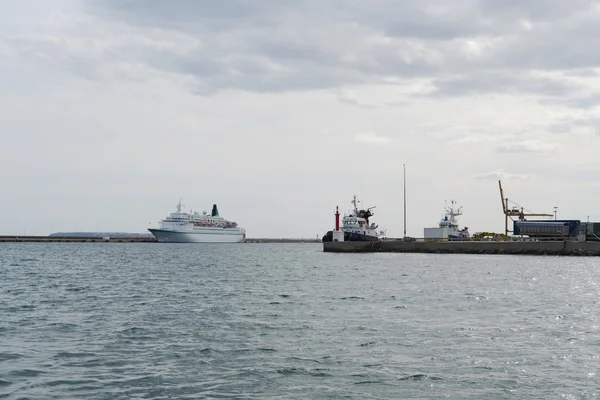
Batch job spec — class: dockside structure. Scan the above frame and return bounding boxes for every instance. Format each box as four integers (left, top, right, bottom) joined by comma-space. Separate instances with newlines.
513, 220, 600, 241
323, 239, 600, 256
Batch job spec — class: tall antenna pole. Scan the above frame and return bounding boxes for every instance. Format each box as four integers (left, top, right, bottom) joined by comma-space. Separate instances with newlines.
403, 164, 407, 237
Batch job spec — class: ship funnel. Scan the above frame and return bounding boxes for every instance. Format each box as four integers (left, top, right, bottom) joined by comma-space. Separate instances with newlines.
211, 204, 219, 217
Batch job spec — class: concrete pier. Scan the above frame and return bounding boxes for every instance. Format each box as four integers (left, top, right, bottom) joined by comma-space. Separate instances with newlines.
244, 238, 321, 243
323, 240, 600, 256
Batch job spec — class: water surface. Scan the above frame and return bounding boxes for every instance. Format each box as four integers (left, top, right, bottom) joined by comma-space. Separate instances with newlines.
1, 243, 598, 399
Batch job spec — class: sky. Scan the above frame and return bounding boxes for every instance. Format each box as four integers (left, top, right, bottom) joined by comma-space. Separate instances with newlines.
2, 0, 600, 238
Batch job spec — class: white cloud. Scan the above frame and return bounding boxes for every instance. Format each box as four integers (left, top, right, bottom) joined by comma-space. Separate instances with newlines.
353, 131, 393, 144
520, 19, 534, 31
473, 170, 536, 181
446, 134, 503, 145
496, 140, 560, 153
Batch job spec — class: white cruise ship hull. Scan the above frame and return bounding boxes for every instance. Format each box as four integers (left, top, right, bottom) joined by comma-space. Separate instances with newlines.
148, 228, 245, 243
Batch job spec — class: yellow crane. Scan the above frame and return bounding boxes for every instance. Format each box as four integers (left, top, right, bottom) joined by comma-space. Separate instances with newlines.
498, 180, 553, 235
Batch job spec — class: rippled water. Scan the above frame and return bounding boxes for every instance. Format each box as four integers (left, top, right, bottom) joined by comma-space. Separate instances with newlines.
1, 243, 599, 399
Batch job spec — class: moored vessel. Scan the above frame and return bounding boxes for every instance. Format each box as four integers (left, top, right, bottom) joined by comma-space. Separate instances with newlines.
148, 199, 246, 243
322, 195, 386, 242
424, 200, 470, 241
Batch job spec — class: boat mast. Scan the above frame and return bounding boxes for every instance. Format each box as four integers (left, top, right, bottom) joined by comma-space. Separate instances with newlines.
352, 194, 359, 215
446, 200, 463, 227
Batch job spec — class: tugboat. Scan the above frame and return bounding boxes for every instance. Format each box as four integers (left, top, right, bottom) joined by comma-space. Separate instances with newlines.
322, 195, 383, 242
424, 200, 470, 241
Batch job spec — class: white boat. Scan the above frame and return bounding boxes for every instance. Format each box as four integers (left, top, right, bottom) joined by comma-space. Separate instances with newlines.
424, 200, 470, 241
148, 199, 246, 243
323, 195, 384, 242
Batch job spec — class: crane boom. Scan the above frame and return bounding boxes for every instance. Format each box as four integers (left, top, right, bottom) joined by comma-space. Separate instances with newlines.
498, 180, 506, 214
498, 180, 553, 235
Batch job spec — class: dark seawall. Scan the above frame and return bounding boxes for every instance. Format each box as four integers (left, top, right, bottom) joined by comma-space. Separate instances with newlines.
323, 240, 600, 256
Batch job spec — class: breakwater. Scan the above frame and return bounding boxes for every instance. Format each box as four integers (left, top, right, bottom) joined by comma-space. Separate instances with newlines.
323, 240, 600, 256
0, 235, 156, 243
0, 235, 321, 244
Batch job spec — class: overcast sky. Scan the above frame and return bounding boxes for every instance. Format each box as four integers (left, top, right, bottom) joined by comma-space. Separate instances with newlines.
2, 0, 600, 238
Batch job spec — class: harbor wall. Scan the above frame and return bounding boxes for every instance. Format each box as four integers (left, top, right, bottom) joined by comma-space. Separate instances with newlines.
323, 240, 600, 256
244, 238, 321, 243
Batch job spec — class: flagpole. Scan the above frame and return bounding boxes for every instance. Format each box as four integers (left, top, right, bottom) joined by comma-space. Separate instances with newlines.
403, 164, 406, 238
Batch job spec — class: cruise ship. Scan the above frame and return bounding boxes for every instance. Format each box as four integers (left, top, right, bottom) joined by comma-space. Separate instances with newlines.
148, 200, 246, 243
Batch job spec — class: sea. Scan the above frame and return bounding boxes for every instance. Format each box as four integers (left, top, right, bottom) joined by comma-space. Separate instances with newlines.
0, 243, 599, 399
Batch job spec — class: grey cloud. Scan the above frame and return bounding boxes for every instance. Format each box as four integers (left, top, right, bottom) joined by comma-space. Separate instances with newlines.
548, 117, 600, 135
541, 94, 600, 109
477, 0, 592, 20
88, 0, 284, 30
428, 72, 579, 97
563, 69, 600, 78
336, 92, 410, 109
336, 96, 378, 109
8, 0, 599, 99
2, 36, 117, 81
94, 0, 589, 39
377, 3, 489, 39
151, 53, 222, 79
548, 123, 572, 134
492, 35, 600, 72
191, 65, 363, 94
255, 40, 341, 65
578, 118, 600, 135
